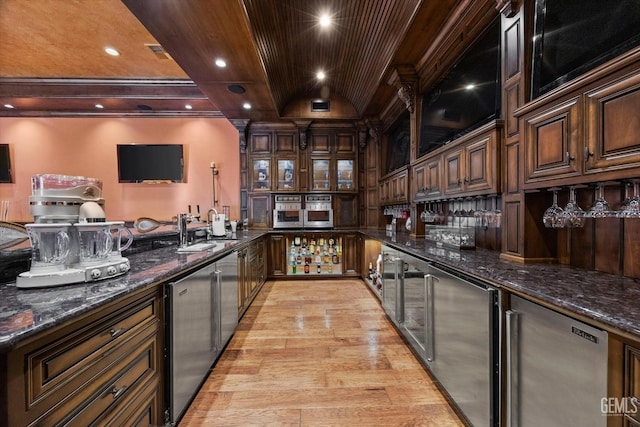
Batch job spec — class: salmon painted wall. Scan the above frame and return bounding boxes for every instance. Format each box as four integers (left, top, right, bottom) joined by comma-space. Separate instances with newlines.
0, 117, 240, 223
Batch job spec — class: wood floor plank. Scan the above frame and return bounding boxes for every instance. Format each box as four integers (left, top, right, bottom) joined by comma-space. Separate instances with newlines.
178, 280, 464, 426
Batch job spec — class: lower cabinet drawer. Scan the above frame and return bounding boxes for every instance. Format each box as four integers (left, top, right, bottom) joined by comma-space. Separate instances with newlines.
99, 375, 161, 427
6, 287, 163, 427
32, 331, 159, 427
28, 293, 158, 405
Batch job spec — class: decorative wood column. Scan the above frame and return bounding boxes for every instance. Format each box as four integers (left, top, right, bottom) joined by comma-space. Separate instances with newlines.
230, 119, 250, 223
497, 0, 553, 263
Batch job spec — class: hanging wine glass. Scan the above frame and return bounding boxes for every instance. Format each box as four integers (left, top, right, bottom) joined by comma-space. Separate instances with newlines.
543, 189, 565, 228
618, 180, 640, 218
474, 196, 486, 229
420, 202, 429, 223
436, 201, 445, 224
560, 186, 585, 228
617, 182, 632, 215
586, 183, 614, 218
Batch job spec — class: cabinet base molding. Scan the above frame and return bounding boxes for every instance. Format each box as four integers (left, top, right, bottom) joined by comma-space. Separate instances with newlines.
499, 252, 557, 264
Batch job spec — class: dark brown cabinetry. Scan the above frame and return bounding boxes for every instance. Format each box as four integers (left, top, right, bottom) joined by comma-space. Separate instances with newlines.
625, 345, 640, 426
380, 167, 409, 204
248, 194, 271, 229
238, 238, 266, 317
334, 194, 358, 228
413, 158, 441, 199
308, 128, 357, 192
523, 97, 582, 185
268, 234, 287, 277
443, 131, 499, 197
341, 233, 360, 277
3, 287, 163, 426
268, 232, 358, 279
244, 123, 358, 228
584, 74, 640, 176
521, 62, 640, 189
309, 157, 356, 192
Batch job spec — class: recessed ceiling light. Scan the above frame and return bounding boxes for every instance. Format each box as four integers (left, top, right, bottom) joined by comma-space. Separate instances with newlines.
319, 14, 331, 28
4, 104, 14, 109
95, 104, 104, 109
104, 47, 120, 56
215, 58, 227, 68
243, 102, 251, 110
317, 71, 326, 81
185, 104, 193, 110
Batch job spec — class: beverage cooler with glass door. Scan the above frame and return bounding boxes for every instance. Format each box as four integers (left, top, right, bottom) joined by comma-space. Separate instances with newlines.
380, 247, 499, 427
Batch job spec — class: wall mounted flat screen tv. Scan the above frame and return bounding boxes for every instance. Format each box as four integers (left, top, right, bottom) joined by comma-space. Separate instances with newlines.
386, 111, 410, 174
117, 144, 184, 183
419, 20, 501, 158
532, 0, 640, 99
0, 144, 13, 183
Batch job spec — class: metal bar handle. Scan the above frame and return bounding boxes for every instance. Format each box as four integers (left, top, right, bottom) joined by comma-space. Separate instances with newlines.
506, 309, 519, 427
110, 327, 126, 339
426, 273, 436, 362
110, 384, 127, 400
423, 274, 430, 357
395, 258, 405, 324
213, 269, 222, 352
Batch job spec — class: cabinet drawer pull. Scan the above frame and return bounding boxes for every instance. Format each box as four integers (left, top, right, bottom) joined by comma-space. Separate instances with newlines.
566, 151, 575, 162
110, 327, 126, 338
584, 146, 594, 161
110, 385, 127, 400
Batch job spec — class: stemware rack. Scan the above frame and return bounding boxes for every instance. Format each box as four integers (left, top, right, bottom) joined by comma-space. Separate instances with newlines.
542, 180, 640, 229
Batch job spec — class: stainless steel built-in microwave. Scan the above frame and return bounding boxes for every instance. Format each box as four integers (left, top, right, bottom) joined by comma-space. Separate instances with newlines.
304, 195, 333, 228
273, 195, 304, 229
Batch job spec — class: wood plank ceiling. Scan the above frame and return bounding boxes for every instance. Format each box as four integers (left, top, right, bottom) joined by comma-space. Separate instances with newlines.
0, 0, 469, 122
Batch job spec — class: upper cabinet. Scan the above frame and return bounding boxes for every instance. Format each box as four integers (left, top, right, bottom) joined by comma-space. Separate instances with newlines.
379, 167, 409, 205
244, 122, 358, 195
443, 131, 499, 197
521, 67, 640, 189
275, 158, 297, 192
311, 158, 330, 190
336, 159, 355, 191
308, 128, 357, 192
250, 158, 271, 192
409, 121, 502, 203
584, 74, 640, 175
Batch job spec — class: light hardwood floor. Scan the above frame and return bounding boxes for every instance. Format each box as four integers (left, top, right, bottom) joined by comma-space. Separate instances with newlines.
179, 279, 465, 426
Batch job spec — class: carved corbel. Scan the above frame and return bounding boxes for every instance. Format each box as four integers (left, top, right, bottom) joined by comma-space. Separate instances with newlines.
388, 65, 418, 114
294, 120, 312, 151
364, 118, 381, 146
229, 119, 250, 151
358, 128, 368, 150
397, 83, 415, 113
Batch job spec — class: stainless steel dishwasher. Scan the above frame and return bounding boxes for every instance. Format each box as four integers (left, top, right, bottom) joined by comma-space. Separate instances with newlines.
165, 251, 238, 426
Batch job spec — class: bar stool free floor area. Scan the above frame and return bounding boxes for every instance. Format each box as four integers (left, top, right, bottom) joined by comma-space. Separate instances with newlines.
179, 279, 464, 426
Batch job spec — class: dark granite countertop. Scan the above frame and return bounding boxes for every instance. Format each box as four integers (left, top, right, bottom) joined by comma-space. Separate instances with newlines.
366, 230, 640, 339
1, 228, 639, 352
0, 230, 262, 351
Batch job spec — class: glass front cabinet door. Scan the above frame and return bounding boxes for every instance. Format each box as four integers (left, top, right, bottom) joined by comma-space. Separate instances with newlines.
336, 159, 354, 191
276, 158, 296, 191
251, 158, 271, 191
311, 159, 330, 190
